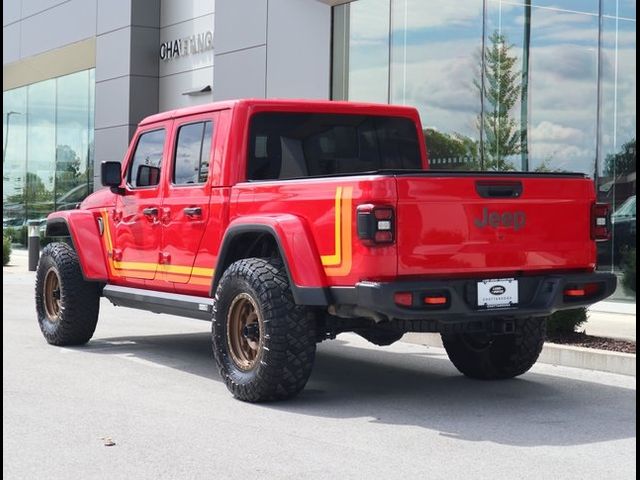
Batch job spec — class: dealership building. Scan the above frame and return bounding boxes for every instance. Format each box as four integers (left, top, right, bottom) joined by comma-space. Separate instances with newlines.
2, 0, 636, 301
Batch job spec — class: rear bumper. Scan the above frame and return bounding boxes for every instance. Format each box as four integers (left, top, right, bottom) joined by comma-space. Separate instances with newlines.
330, 272, 617, 321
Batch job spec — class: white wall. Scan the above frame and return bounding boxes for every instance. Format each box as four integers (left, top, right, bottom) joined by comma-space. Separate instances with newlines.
213, 0, 331, 101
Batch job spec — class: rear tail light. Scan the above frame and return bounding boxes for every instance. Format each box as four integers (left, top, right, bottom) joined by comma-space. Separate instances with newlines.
591, 202, 610, 241
423, 295, 448, 305
357, 204, 395, 246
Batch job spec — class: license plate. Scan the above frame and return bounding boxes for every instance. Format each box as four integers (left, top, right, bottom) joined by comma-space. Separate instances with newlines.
477, 278, 518, 308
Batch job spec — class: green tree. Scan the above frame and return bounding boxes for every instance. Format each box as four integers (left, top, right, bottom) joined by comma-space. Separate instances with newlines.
424, 128, 479, 170
604, 138, 636, 178
476, 31, 521, 171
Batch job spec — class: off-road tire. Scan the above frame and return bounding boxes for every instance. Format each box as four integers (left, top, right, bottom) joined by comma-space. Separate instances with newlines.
441, 317, 546, 379
212, 257, 316, 402
35, 242, 100, 345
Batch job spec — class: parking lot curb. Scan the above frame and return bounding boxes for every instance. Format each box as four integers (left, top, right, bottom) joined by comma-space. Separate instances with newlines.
538, 343, 636, 377
401, 333, 636, 377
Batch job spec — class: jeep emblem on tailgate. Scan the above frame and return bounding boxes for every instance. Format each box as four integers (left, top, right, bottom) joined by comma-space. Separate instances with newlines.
474, 207, 526, 231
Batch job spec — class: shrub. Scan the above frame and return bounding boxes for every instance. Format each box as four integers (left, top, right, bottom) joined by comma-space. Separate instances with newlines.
621, 247, 636, 295
547, 307, 588, 335
4, 226, 27, 247
3, 237, 11, 266
3, 227, 16, 242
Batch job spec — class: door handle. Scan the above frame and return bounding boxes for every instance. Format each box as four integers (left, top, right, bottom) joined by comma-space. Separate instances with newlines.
143, 207, 159, 217
183, 207, 202, 217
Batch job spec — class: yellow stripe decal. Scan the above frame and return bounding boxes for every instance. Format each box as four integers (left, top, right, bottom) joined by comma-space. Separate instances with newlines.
101, 209, 214, 282
102, 183, 353, 282
323, 187, 353, 277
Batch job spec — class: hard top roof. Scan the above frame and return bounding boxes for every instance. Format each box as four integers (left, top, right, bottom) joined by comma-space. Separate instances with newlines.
139, 98, 419, 126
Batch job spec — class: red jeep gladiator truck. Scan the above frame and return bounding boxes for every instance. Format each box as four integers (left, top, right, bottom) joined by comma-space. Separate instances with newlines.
35, 99, 616, 402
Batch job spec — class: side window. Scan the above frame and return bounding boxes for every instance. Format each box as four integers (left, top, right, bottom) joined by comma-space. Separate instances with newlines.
173, 121, 214, 185
128, 129, 166, 188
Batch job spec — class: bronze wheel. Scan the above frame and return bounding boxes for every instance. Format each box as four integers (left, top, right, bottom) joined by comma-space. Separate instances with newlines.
35, 242, 99, 346
212, 257, 317, 402
226, 293, 263, 370
43, 267, 62, 322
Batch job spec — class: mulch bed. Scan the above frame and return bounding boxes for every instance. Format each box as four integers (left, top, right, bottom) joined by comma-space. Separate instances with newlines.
546, 331, 636, 354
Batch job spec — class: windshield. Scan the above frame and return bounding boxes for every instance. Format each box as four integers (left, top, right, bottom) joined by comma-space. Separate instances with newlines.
247, 112, 422, 180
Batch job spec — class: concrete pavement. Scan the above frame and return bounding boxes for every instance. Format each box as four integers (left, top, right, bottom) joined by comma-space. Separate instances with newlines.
2, 271, 637, 480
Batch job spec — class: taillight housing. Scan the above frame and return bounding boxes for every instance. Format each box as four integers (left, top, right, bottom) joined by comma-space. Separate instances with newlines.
591, 202, 610, 241
357, 204, 395, 246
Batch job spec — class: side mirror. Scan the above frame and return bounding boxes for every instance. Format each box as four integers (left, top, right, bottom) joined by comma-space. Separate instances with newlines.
136, 164, 161, 187
101, 161, 122, 192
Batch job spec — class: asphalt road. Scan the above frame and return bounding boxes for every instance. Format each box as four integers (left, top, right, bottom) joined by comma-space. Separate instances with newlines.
3, 272, 637, 480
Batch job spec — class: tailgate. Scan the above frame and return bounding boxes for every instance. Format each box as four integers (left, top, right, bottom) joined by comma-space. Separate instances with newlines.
395, 173, 597, 276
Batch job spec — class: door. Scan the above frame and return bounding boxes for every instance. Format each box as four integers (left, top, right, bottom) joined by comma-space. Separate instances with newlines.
110, 126, 169, 280
159, 115, 217, 284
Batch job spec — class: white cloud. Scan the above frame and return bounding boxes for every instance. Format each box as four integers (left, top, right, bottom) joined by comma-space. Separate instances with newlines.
530, 121, 584, 143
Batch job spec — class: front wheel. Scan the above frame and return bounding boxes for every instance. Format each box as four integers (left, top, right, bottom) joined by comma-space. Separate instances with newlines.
35, 242, 100, 345
212, 258, 316, 402
441, 317, 546, 379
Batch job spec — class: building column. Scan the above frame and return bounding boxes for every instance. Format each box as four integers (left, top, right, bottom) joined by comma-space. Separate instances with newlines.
93, 0, 160, 188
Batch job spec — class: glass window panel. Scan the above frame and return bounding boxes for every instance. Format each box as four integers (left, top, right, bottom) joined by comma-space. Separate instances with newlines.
3, 87, 27, 231
56, 70, 90, 210
174, 121, 214, 185
3, 68, 94, 234
391, 0, 484, 170
27, 79, 56, 220
346, 0, 390, 103
128, 129, 166, 188
597, 12, 636, 302
485, 1, 599, 173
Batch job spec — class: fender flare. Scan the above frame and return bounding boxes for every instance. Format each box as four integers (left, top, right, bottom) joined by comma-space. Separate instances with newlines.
211, 215, 329, 306
45, 211, 109, 282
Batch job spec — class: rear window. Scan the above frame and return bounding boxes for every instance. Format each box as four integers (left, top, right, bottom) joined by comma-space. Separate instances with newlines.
247, 112, 421, 180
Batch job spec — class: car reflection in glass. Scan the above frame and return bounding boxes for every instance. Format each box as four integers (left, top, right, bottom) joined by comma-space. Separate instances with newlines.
599, 195, 636, 267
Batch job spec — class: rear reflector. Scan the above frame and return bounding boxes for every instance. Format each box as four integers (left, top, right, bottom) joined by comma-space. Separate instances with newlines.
564, 288, 586, 297
394, 292, 413, 307
564, 283, 603, 299
424, 296, 448, 305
